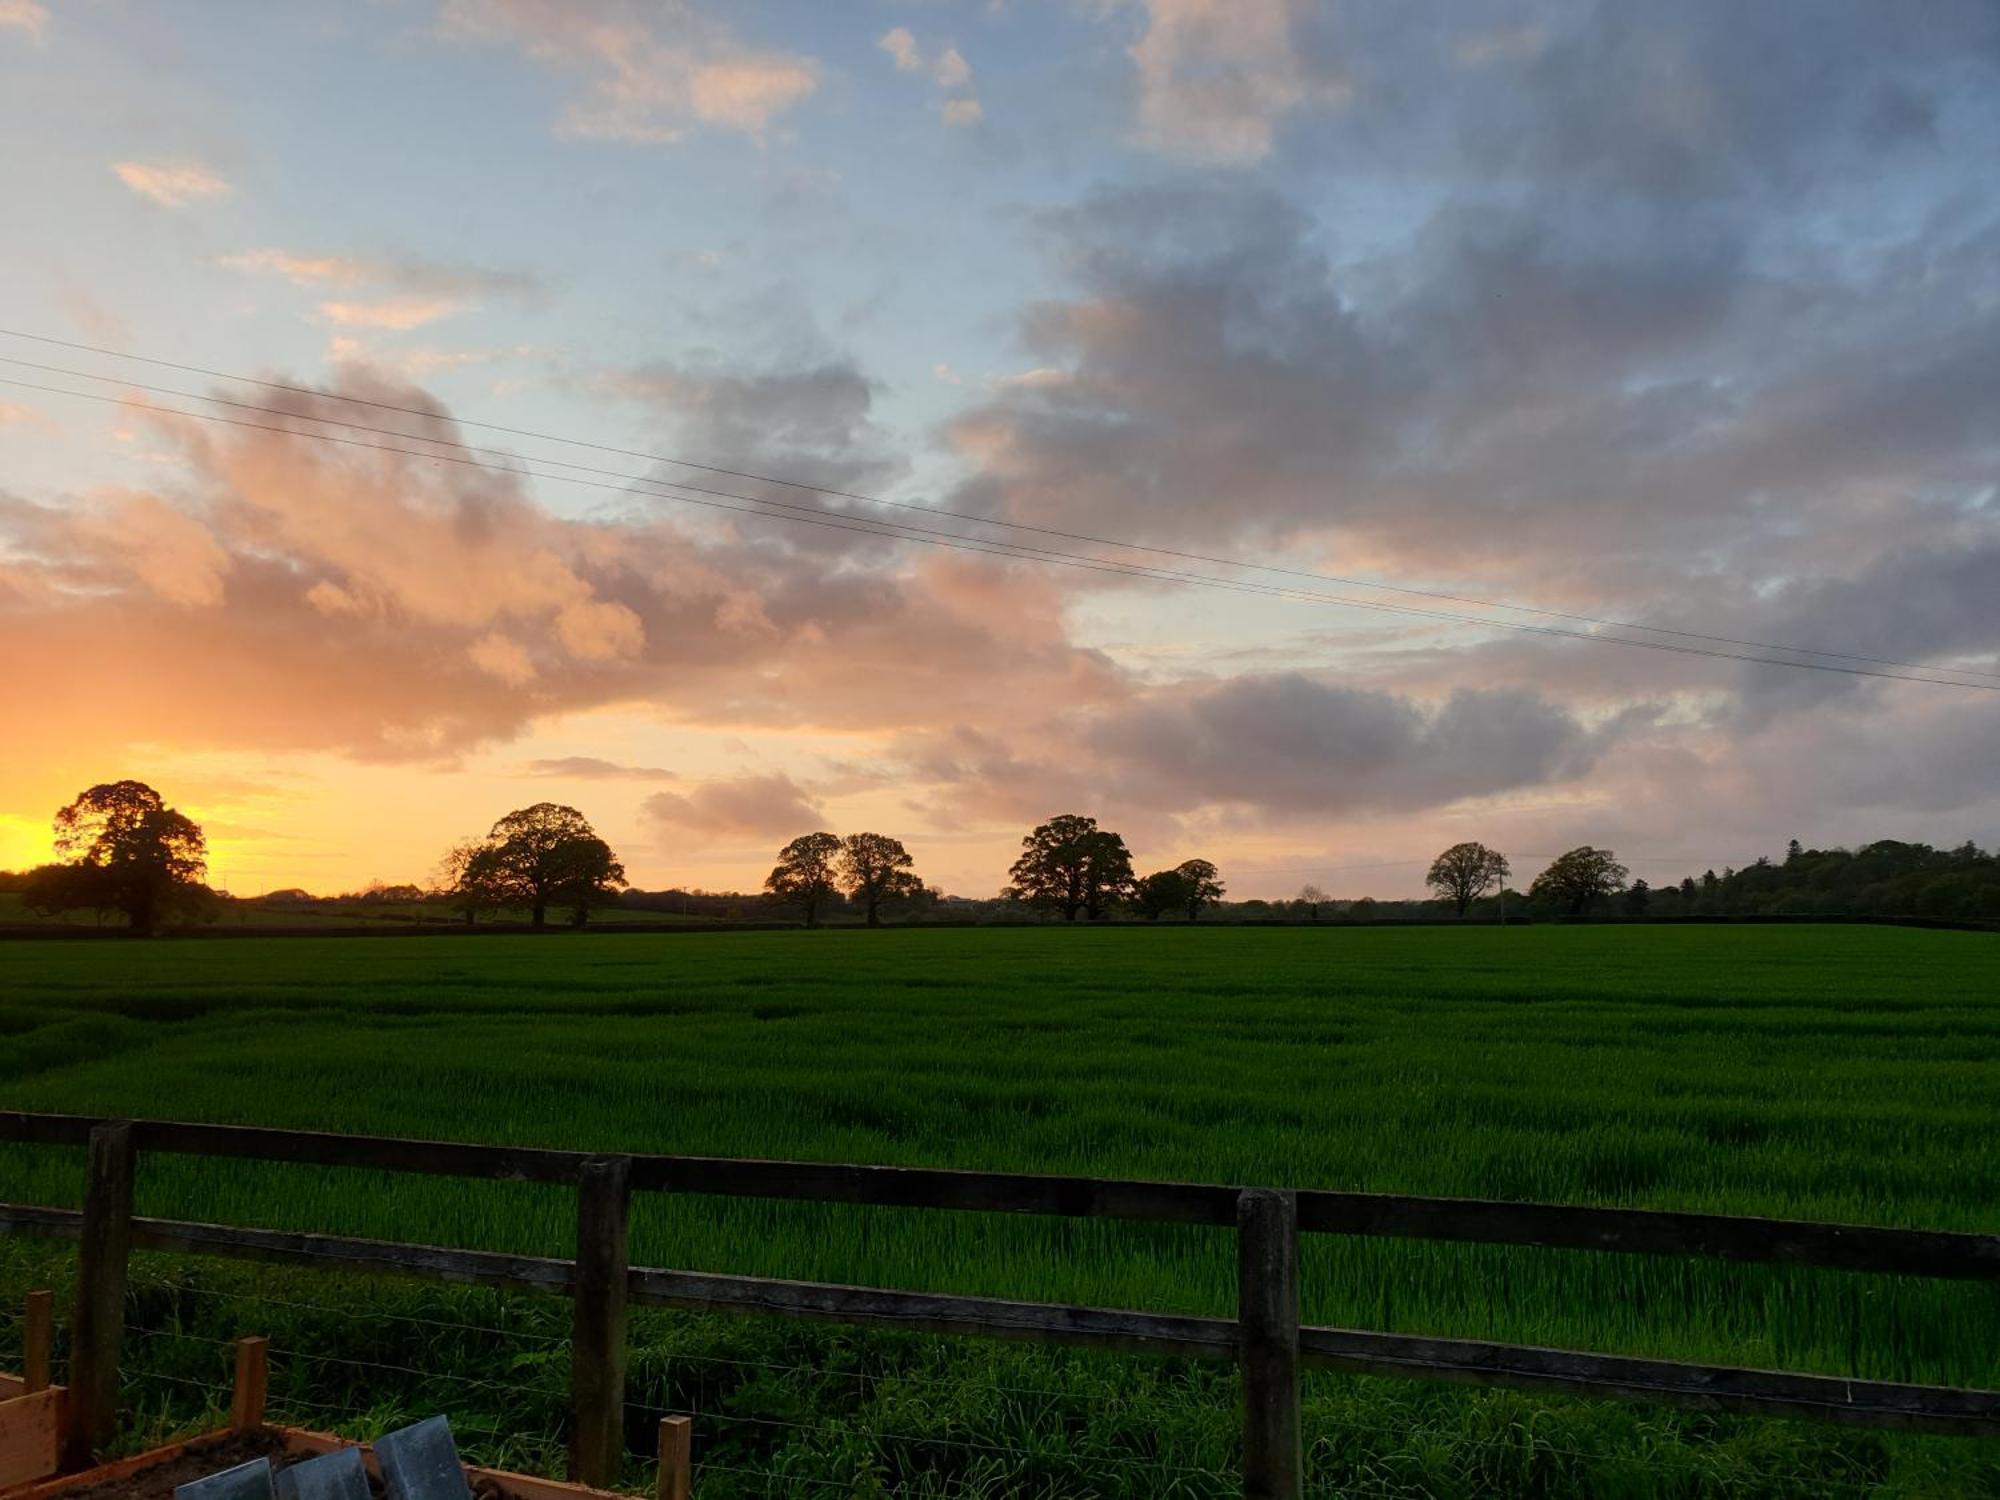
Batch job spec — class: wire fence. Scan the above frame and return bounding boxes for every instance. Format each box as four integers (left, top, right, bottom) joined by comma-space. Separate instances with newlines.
0, 1272, 1922, 1499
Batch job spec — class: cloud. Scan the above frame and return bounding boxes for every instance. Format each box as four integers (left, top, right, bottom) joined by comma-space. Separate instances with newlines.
0, 362, 1124, 770
877, 26, 980, 124
317, 296, 467, 331
523, 756, 678, 780
880, 28, 921, 72
1088, 676, 1598, 818
1124, 0, 1347, 163
603, 357, 899, 499
439, 0, 817, 144
219, 250, 376, 287
0, 0, 48, 40
641, 773, 823, 841
112, 161, 232, 208
224, 249, 543, 336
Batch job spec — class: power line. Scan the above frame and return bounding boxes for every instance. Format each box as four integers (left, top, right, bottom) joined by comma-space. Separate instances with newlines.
6, 370, 1999, 694
4, 330, 1997, 684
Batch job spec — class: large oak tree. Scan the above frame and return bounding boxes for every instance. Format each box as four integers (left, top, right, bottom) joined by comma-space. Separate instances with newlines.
1529, 846, 1629, 916
1425, 842, 1511, 917
25, 780, 207, 935
457, 803, 626, 927
766, 831, 843, 926
838, 832, 922, 927
1006, 814, 1134, 922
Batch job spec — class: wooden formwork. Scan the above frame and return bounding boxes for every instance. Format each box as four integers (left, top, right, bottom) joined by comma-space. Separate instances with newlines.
2, 1335, 683, 1500
0, 1293, 60, 1491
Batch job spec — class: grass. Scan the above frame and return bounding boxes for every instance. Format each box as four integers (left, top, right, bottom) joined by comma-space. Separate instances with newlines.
1, 924, 1997, 1495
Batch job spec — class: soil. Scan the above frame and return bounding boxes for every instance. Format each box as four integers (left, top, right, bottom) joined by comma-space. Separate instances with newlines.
48, 1434, 291, 1500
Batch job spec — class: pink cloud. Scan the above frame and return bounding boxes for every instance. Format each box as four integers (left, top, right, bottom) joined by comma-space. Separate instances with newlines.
112, 160, 232, 208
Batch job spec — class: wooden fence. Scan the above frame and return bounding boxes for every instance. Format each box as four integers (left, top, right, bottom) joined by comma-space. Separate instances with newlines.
2, 1111, 1998, 1498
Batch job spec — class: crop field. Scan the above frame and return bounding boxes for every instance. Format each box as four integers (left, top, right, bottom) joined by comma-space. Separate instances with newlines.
1, 925, 1997, 1497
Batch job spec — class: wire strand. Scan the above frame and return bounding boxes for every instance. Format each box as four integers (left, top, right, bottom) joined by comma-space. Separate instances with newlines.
5, 328, 1989, 684
4, 371, 1996, 694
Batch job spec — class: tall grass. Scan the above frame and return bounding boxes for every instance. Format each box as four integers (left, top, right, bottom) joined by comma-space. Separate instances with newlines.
2, 925, 1998, 1494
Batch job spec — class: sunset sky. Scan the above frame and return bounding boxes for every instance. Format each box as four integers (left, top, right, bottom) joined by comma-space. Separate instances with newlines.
3, 1, 1998, 900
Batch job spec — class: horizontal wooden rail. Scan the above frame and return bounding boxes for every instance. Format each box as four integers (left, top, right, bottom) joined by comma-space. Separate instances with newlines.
4, 1113, 1997, 1279
4, 1202, 1995, 1436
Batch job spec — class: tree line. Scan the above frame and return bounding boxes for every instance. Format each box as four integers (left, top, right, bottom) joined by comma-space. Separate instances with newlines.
10, 779, 1998, 932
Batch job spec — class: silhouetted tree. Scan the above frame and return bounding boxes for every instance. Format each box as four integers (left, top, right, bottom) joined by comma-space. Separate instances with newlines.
766, 832, 842, 926
26, 780, 207, 935
435, 841, 497, 927
1530, 847, 1630, 916
838, 832, 922, 927
458, 804, 625, 927
1296, 883, 1330, 920
1174, 859, 1224, 921
1134, 868, 1190, 920
1624, 878, 1651, 916
1425, 841, 1511, 917
1005, 814, 1133, 921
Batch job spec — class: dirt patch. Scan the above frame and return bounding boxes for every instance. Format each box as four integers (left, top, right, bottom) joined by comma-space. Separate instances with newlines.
52, 1434, 290, 1500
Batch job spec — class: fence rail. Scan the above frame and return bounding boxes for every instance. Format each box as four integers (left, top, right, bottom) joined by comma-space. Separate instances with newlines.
3, 1112, 1999, 1498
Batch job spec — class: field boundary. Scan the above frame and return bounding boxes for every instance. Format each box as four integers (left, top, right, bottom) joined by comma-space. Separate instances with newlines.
2, 913, 1993, 940
3, 1113, 1999, 1497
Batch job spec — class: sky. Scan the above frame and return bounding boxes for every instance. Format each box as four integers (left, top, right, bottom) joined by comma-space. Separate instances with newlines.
2, 0, 1998, 901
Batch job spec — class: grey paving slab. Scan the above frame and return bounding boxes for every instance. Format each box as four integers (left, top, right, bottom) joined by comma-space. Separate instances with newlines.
374, 1416, 471, 1500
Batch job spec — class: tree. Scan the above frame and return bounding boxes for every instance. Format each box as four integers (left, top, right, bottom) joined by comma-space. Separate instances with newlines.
458, 803, 625, 927
435, 840, 499, 927
765, 832, 842, 926
1529, 846, 1630, 916
30, 780, 207, 935
1296, 883, 1330, 920
1175, 859, 1224, 921
1425, 842, 1511, 917
838, 832, 923, 927
1006, 815, 1134, 921
1134, 868, 1191, 920
1624, 878, 1652, 916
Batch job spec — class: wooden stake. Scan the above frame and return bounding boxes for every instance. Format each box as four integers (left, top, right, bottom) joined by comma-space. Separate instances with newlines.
64, 1121, 134, 1469
22, 1291, 53, 1395
230, 1337, 268, 1432
655, 1415, 691, 1500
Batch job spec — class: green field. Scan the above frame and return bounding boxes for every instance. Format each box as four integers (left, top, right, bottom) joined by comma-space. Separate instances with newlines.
2, 926, 1998, 1496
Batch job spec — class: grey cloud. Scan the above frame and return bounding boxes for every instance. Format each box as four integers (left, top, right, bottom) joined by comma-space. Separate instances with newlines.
1087, 674, 1600, 817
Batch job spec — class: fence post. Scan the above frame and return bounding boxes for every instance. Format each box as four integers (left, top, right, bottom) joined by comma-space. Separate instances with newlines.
656, 1415, 692, 1500
570, 1155, 632, 1488
23, 1290, 53, 1394
1237, 1187, 1301, 1500
65, 1121, 135, 1469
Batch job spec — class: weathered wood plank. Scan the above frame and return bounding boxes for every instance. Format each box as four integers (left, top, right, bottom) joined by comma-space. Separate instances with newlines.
64, 1121, 133, 1469
5, 1198, 2000, 1438
277, 1427, 631, 1500
1299, 1326, 2000, 1436
0, 1386, 64, 1489
1295, 1192, 2000, 1280
5, 1112, 1999, 1279
568, 1157, 629, 1489
624, 1264, 1240, 1358
1238, 1190, 1301, 1500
